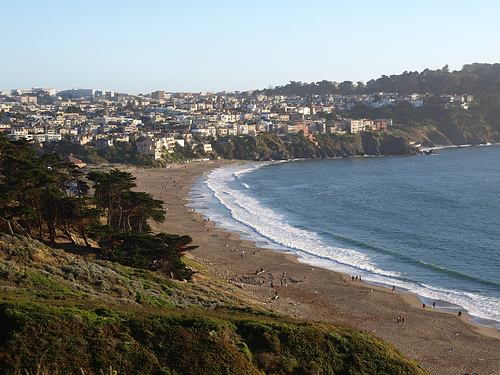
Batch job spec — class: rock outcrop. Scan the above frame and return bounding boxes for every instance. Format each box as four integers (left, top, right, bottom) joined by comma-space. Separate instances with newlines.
213, 133, 420, 161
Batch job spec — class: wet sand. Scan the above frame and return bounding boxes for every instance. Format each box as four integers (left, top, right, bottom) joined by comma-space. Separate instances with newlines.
132, 160, 500, 375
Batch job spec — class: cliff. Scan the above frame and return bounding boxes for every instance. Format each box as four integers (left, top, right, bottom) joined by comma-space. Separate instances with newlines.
212, 132, 420, 161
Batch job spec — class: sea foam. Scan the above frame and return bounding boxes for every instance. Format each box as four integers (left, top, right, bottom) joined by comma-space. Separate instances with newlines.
190, 161, 500, 328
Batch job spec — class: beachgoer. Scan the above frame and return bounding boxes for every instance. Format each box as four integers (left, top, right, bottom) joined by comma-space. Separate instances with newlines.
392, 285, 395, 292
458, 311, 462, 317
433, 302, 436, 308
423, 303, 426, 308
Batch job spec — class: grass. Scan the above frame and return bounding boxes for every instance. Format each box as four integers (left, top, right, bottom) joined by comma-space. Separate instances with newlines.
0, 234, 429, 375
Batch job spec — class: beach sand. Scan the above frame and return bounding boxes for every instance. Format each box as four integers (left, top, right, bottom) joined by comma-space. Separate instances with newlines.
132, 160, 500, 375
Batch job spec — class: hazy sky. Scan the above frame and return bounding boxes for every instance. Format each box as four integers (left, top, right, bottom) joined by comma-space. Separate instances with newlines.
2, 0, 499, 94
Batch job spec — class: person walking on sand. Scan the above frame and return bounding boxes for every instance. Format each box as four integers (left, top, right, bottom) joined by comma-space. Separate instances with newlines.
458, 311, 462, 317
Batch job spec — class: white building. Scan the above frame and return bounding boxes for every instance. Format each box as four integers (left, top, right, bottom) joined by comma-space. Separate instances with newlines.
345, 119, 364, 134
58, 88, 114, 99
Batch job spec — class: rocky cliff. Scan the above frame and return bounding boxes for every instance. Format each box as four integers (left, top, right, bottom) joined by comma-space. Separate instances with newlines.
212, 132, 420, 161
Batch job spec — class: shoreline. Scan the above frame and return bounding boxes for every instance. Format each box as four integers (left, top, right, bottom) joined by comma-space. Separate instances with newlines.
133, 159, 500, 375
188, 157, 500, 333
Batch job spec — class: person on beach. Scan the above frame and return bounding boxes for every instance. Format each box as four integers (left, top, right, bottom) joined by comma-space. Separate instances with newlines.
392, 285, 395, 292
458, 311, 462, 317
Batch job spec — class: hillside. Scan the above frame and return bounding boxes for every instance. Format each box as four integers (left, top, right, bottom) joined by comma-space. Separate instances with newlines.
260, 63, 500, 146
212, 132, 419, 161
0, 234, 428, 375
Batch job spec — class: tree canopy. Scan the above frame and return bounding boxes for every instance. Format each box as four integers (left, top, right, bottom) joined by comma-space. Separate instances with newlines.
0, 134, 193, 280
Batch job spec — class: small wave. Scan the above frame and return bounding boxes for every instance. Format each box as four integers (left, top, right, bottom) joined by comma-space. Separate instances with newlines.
321, 231, 500, 289
194, 162, 500, 326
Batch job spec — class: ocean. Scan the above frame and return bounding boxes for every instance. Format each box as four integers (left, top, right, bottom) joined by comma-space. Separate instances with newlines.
189, 145, 500, 330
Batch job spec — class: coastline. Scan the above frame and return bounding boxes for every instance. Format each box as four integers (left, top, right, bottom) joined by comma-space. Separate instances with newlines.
132, 160, 500, 375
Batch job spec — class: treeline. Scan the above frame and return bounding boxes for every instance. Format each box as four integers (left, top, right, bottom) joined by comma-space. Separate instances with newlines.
0, 134, 194, 280
262, 63, 500, 96
38, 138, 203, 167
262, 63, 500, 137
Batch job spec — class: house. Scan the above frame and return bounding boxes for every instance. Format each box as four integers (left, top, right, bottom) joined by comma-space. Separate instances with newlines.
136, 137, 162, 160
95, 139, 113, 148
345, 120, 364, 134
66, 156, 86, 168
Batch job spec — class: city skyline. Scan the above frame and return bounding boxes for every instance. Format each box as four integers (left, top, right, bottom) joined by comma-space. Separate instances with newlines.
2, 0, 499, 94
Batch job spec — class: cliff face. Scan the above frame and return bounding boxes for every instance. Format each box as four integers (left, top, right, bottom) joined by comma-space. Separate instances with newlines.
397, 116, 500, 148
416, 126, 499, 147
364, 133, 420, 155
212, 133, 420, 161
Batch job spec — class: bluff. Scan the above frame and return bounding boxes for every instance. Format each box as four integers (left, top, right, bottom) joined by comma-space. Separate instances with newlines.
212, 132, 419, 161
0, 235, 428, 375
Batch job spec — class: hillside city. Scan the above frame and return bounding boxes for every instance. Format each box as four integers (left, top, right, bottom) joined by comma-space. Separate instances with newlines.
0, 87, 474, 161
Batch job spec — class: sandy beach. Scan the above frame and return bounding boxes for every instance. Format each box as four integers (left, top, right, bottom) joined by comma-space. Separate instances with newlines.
132, 160, 500, 375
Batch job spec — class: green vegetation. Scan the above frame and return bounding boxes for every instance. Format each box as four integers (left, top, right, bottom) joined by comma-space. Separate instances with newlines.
212, 132, 417, 160
261, 63, 500, 145
263, 63, 500, 97
37, 137, 212, 168
38, 139, 164, 167
346, 103, 496, 146
0, 136, 428, 374
0, 135, 194, 280
0, 235, 428, 375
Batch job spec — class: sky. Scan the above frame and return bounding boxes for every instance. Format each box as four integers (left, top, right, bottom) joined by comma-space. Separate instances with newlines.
2, 0, 499, 94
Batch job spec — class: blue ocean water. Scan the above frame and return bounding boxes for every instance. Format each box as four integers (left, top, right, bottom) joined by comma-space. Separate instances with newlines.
190, 145, 500, 329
